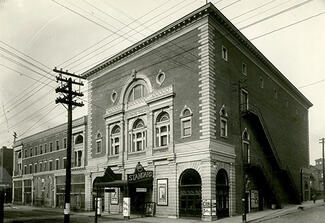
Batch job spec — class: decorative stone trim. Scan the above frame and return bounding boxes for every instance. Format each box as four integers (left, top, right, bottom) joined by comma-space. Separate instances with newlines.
156, 69, 166, 86
111, 90, 117, 103
198, 21, 217, 140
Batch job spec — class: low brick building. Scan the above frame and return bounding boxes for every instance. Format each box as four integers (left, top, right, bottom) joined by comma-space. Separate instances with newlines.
81, 3, 312, 221
12, 116, 87, 210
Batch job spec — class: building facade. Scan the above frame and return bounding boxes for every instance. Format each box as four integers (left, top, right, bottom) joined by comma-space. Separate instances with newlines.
12, 116, 87, 210
0, 146, 13, 203
81, 3, 312, 221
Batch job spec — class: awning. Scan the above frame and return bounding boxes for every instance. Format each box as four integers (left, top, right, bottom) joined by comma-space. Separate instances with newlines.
94, 180, 127, 188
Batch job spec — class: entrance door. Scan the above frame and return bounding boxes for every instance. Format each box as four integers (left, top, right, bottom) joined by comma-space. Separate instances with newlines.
130, 188, 146, 214
179, 169, 202, 217
216, 169, 229, 218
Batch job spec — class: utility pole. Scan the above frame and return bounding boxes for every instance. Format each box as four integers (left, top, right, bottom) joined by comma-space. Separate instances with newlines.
320, 138, 325, 202
54, 67, 85, 223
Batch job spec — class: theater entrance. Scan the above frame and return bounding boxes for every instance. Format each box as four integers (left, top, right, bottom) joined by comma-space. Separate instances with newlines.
179, 169, 202, 217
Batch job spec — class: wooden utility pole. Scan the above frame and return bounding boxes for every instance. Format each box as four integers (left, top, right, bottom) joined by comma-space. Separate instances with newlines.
320, 138, 325, 202
54, 67, 85, 223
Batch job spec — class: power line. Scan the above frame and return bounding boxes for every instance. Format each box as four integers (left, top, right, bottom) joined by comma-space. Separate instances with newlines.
230, 0, 277, 20
298, 78, 325, 89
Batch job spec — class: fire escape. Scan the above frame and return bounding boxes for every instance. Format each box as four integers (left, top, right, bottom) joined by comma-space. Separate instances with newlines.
241, 102, 301, 206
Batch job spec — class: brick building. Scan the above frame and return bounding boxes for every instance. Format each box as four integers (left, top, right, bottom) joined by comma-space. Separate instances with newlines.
82, 3, 310, 221
0, 146, 13, 203
12, 116, 87, 210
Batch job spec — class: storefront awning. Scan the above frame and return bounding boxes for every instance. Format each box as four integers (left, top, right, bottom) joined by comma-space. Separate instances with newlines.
94, 180, 127, 188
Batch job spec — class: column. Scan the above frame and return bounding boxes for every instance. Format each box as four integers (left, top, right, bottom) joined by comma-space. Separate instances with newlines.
85, 173, 93, 211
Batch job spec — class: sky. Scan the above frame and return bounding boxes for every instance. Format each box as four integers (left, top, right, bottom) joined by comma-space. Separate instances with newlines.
0, 0, 324, 165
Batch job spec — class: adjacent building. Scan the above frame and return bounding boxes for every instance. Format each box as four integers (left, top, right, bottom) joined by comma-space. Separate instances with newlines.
0, 146, 13, 203
81, 3, 312, 221
12, 116, 87, 210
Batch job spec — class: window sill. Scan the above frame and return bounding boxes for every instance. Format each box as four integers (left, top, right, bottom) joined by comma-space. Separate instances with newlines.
220, 135, 228, 139
108, 154, 119, 158
181, 135, 191, 139
128, 150, 146, 156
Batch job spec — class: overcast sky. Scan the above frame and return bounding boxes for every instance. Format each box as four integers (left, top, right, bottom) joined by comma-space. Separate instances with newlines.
0, 0, 324, 165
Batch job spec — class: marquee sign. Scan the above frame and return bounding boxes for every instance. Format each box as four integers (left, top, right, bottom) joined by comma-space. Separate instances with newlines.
127, 162, 153, 183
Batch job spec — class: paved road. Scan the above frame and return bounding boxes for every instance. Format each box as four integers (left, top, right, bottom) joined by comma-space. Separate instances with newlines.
253, 204, 325, 223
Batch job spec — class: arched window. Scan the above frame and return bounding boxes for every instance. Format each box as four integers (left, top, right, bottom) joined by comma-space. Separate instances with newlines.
128, 84, 148, 102
219, 105, 228, 138
129, 119, 146, 152
180, 106, 192, 138
242, 129, 250, 164
110, 125, 120, 156
96, 132, 102, 154
155, 112, 170, 147
75, 135, 83, 144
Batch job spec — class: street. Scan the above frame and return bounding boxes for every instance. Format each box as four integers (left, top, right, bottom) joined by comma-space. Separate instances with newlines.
3, 203, 325, 223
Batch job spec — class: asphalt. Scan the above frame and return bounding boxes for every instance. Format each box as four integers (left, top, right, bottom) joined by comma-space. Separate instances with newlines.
4, 200, 324, 223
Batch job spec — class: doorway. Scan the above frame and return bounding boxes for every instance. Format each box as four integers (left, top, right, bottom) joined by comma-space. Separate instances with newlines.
216, 169, 229, 218
179, 169, 202, 217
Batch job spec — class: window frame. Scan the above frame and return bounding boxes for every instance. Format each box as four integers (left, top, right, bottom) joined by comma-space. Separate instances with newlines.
180, 107, 192, 138
129, 119, 146, 153
242, 63, 247, 75
242, 129, 250, 164
56, 140, 60, 151
155, 112, 170, 147
219, 105, 228, 138
110, 125, 121, 156
96, 132, 103, 154
222, 45, 228, 61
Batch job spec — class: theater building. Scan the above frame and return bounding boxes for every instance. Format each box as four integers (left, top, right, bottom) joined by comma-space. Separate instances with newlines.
82, 3, 311, 221
12, 116, 87, 210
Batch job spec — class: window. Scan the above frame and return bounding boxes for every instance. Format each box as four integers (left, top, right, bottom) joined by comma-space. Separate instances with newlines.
24, 149, 28, 158
242, 129, 250, 164
63, 138, 67, 149
44, 144, 47, 153
49, 160, 53, 171
222, 45, 228, 61
242, 63, 247, 75
259, 77, 264, 88
63, 158, 67, 169
34, 147, 38, 156
128, 84, 148, 102
40, 145, 43, 154
219, 105, 228, 138
274, 88, 278, 99
96, 133, 102, 153
240, 89, 249, 110
180, 107, 192, 138
18, 163, 22, 175
75, 135, 83, 144
34, 163, 37, 173
24, 165, 27, 175
29, 164, 32, 174
110, 125, 120, 156
39, 162, 42, 172
129, 119, 146, 152
30, 148, 33, 157
18, 151, 21, 159
56, 140, 60, 150
43, 161, 47, 171
55, 159, 59, 170
155, 112, 170, 147
49, 142, 53, 152
74, 151, 82, 167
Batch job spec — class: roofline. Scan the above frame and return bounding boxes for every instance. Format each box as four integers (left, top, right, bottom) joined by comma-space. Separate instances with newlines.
13, 115, 87, 147
81, 3, 312, 108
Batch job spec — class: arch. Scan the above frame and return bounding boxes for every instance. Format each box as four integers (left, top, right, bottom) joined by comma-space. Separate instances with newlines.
156, 111, 170, 123
111, 125, 120, 134
219, 104, 228, 117
216, 169, 229, 218
179, 168, 202, 218
75, 135, 83, 144
242, 128, 249, 141
119, 73, 153, 104
180, 105, 192, 117
132, 119, 145, 129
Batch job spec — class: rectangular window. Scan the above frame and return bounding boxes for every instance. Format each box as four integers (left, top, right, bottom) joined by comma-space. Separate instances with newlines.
241, 89, 249, 110
63, 158, 67, 169
30, 148, 33, 157
24, 165, 27, 174
39, 162, 42, 172
24, 149, 28, 158
220, 118, 227, 137
63, 138, 67, 149
34, 147, 38, 156
29, 164, 32, 174
77, 151, 82, 167
49, 160, 53, 171
182, 119, 191, 137
96, 140, 102, 153
56, 140, 60, 150
43, 162, 47, 171
222, 45, 228, 61
49, 142, 53, 152
259, 77, 264, 88
44, 144, 47, 153
56, 159, 59, 170
34, 163, 37, 173
242, 63, 247, 75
